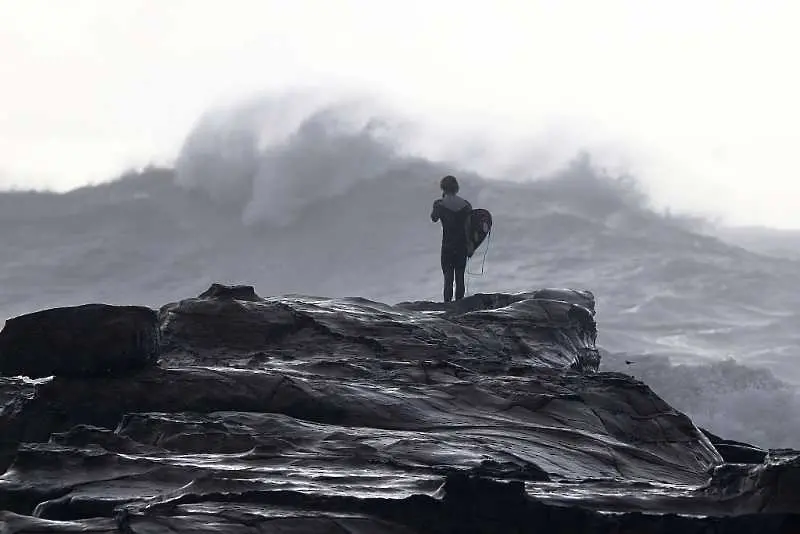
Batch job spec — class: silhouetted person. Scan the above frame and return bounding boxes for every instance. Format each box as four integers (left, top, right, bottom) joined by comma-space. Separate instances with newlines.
431, 175, 473, 302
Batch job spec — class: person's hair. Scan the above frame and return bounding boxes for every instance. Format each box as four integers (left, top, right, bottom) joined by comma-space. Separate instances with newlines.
440, 175, 459, 194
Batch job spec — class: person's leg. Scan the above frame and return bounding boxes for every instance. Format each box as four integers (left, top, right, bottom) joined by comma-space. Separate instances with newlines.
455, 265, 466, 300
443, 268, 455, 302
441, 250, 454, 302
454, 254, 467, 300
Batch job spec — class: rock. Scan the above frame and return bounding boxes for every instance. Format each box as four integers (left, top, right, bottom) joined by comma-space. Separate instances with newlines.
197, 282, 261, 301
0, 511, 117, 533
49, 424, 158, 455
0, 285, 797, 532
396, 288, 595, 317
0, 304, 159, 379
435, 471, 527, 507
699, 449, 800, 513
700, 427, 768, 464
160, 286, 600, 372
116, 413, 257, 454
0, 366, 721, 489
158, 291, 304, 353
119, 513, 419, 534
0, 378, 38, 479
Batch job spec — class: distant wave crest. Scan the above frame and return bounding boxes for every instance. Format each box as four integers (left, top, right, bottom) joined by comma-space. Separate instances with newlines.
175, 93, 404, 226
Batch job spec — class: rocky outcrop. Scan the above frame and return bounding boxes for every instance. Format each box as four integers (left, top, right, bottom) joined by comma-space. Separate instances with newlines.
0, 304, 159, 379
701, 427, 768, 464
699, 449, 800, 513
159, 286, 600, 372
0, 284, 797, 533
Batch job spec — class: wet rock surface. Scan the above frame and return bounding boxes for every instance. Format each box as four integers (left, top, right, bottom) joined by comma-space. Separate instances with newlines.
699, 449, 800, 514
0, 304, 159, 379
701, 427, 768, 465
1, 285, 798, 533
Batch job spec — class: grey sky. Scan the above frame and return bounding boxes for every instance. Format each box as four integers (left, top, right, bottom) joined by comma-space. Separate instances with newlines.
1, 0, 798, 227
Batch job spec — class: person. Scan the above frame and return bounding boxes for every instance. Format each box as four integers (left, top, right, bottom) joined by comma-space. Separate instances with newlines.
430, 175, 473, 302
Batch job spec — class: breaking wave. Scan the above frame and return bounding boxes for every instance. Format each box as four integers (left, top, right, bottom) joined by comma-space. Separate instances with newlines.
175, 93, 410, 227
172, 92, 650, 228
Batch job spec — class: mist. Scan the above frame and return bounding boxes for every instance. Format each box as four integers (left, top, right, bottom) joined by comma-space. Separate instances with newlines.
175, 93, 406, 226
3, 1, 800, 227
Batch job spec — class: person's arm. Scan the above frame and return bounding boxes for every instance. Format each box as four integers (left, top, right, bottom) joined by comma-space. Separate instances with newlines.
430, 199, 441, 222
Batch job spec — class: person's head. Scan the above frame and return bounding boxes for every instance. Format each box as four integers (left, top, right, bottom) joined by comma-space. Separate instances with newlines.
440, 175, 459, 195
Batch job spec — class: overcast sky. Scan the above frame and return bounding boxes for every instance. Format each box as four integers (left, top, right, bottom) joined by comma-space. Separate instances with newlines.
1, 0, 798, 227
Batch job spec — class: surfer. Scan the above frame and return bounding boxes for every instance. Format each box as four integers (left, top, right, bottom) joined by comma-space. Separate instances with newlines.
430, 175, 473, 302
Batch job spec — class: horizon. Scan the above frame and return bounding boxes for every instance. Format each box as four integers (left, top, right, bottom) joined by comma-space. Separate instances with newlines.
0, 154, 794, 236
1, 0, 799, 228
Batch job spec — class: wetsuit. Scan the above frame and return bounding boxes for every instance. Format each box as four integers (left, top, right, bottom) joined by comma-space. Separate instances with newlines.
431, 194, 472, 302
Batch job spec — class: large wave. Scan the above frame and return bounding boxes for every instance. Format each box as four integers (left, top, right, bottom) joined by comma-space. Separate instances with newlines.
174, 92, 415, 227
172, 92, 639, 228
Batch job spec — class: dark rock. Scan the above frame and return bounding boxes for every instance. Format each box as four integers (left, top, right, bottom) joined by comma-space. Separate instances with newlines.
158, 292, 307, 352
0, 378, 38, 480
700, 426, 768, 464
0, 304, 159, 379
0, 366, 720, 488
435, 471, 527, 507
718, 444, 768, 466
0, 511, 118, 533
1, 286, 797, 532
531, 288, 597, 312
468, 458, 551, 482
197, 282, 261, 302
112, 474, 800, 534
699, 449, 800, 513
160, 285, 600, 372
116, 413, 257, 453
396, 288, 596, 316
9, 491, 799, 534
49, 424, 158, 455
0, 442, 200, 518
119, 513, 419, 534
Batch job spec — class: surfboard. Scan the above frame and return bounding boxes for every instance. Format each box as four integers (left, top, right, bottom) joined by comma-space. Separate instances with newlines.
468, 209, 492, 253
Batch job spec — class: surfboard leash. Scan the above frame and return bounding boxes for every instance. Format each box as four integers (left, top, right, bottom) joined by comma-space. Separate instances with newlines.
465, 228, 492, 296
